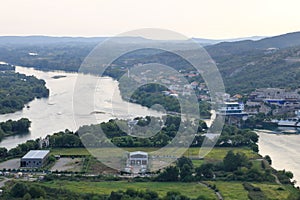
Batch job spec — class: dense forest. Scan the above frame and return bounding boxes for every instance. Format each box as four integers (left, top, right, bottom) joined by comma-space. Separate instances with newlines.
0, 118, 31, 141
0, 64, 49, 114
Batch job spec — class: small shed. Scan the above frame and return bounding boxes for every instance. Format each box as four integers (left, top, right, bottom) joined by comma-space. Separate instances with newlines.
129, 151, 148, 166
20, 150, 50, 168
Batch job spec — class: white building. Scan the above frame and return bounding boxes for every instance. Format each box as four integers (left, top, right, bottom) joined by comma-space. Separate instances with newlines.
129, 151, 148, 166
20, 150, 50, 168
218, 102, 246, 116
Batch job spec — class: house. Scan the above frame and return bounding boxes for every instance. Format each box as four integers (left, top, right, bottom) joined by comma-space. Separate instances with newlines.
20, 150, 50, 168
129, 151, 148, 166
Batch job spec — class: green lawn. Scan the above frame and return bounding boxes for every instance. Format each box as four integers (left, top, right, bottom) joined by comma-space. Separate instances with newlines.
41, 180, 218, 199
205, 181, 300, 200
49, 147, 259, 162
251, 160, 263, 171
193, 147, 260, 161
205, 181, 249, 200
253, 183, 300, 200
50, 148, 90, 156
192, 159, 205, 167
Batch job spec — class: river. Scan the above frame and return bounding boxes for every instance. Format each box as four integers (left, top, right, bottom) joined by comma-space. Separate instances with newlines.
257, 129, 300, 186
0, 66, 162, 149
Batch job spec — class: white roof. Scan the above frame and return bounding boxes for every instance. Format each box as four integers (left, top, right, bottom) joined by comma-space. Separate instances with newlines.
22, 150, 50, 159
225, 102, 240, 104
129, 151, 148, 156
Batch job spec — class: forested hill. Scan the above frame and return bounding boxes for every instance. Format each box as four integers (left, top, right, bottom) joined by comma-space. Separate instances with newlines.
0, 64, 49, 114
205, 32, 300, 94
1, 32, 300, 94
206, 31, 300, 56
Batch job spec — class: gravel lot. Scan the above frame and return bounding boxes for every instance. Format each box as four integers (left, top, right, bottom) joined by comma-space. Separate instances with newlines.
51, 158, 82, 172
0, 158, 20, 170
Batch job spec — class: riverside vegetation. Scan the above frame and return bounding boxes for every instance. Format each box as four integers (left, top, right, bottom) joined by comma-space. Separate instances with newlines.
0, 64, 49, 114
0, 117, 299, 200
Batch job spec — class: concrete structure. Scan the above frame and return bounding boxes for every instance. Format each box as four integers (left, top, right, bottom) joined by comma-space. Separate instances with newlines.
249, 88, 300, 102
20, 150, 50, 168
129, 151, 148, 166
218, 102, 247, 116
263, 99, 286, 105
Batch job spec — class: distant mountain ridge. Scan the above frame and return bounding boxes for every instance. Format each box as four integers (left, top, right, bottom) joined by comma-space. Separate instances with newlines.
0, 36, 107, 45
0, 32, 299, 48
206, 31, 300, 56
0, 35, 266, 46
192, 36, 265, 45
1, 31, 300, 94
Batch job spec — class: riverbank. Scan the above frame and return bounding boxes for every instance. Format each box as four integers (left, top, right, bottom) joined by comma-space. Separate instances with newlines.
257, 130, 300, 187
0, 66, 162, 149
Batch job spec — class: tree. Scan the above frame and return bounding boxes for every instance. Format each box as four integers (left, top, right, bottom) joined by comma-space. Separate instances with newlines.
11, 182, 28, 198
285, 171, 294, 179
176, 156, 193, 170
23, 193, 32, 200
223, 150, 239, 172
264, 155, 272, 165
195, 163, 214, 180
28, 186, 46, 199
156, 166, 179, 182
180, 164, 193, 182
13, 118, 31, 132
163, 191, 189, 200
108, 191, 123, 200
0, 147, 7, 158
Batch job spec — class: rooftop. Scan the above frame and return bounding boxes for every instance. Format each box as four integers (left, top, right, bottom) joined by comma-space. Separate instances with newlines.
224, 102, 241, 105
22, 150, 50, 159
129, 151, 148, 156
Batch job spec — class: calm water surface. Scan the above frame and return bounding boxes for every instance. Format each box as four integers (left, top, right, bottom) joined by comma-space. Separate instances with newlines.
257, 129, 300, 186
0, 66, 162, 149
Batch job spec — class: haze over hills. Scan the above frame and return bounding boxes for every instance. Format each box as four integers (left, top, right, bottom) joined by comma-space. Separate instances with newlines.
0, 36, 106, 45
192, 36, 266, 46
206, 31, 300, 55
0, 35, 266, 46
0, 31, 300, 94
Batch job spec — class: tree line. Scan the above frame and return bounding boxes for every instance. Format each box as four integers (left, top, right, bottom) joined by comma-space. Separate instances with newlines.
0, 65, 49, 114
156, 154, 294, 184
3, 181, 205, 200
0, 118, 31, 141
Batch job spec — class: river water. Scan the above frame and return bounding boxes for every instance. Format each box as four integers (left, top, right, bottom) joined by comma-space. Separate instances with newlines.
257, 129, 300, 186
0, 66, 162, 149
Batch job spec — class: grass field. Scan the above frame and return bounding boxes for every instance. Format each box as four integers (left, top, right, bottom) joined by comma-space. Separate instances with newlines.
205, 181, 250, 200
48, 147, 261, 174
41, 180, 218, 199
50, 148, 90, 156
49, 147, 260, 162
205, 181, 300, 200
253, 183, 300, 200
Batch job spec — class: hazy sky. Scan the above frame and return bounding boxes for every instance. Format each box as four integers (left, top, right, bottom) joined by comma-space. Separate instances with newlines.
1, 0, 300, 39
